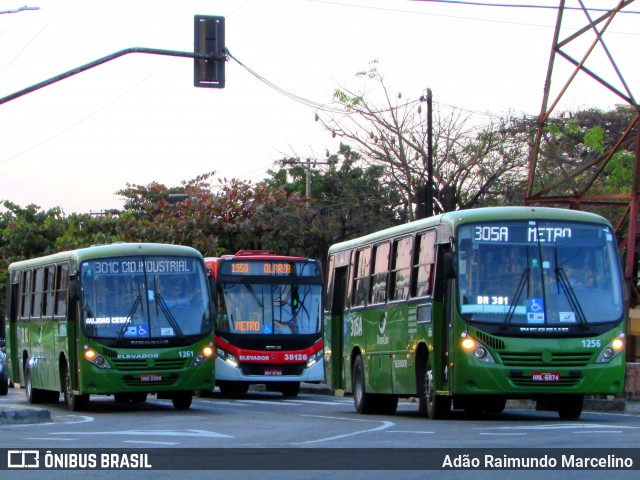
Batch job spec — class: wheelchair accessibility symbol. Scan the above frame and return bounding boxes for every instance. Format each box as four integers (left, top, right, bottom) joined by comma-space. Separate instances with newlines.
527, 298, 545, 324
529, 298, 543, 312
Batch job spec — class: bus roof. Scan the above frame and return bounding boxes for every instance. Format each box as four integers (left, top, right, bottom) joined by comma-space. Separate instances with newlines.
8, 243, 204, 271
328, 206, 613, 254
205, 250, 312, 264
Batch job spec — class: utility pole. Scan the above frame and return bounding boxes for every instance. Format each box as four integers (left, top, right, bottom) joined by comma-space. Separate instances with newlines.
282, 158, 332, 198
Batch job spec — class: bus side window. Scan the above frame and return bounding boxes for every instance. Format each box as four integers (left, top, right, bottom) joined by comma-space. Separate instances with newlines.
412, 230, 436, 298
20, 269, 32, 319
44, 266, 56, 318
352, 248, 371, 307
55, 263, 69, 318
370, 242, 390, 304
32, 267, 44, 319
390, 236, 412, 301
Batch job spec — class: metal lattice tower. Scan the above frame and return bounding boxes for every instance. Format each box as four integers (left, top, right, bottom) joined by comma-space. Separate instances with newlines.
525, 1, 639, 311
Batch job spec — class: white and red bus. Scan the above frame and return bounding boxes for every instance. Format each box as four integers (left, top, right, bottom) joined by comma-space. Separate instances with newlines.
206, 250, 323, 397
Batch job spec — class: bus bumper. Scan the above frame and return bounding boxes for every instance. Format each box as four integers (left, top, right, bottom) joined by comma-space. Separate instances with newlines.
215, 357, 324, 383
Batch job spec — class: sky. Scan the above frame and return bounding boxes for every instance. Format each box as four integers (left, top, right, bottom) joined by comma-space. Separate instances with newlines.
0, 0, 638, 214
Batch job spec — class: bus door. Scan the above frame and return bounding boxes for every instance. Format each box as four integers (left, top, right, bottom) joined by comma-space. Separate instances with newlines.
7, 278, 21, 383
330, 266, 348, 391
434, 244, 453, 393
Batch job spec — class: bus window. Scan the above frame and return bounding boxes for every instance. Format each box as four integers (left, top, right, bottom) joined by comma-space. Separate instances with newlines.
20, 270, 31, 319
412, 230, 436, 298
55, 263, 68, 318
32, 268, 44, 319
391, 236, 412, 301
44, 266, 56, 318
370, 242, 390, 304
352, 248, 371, 307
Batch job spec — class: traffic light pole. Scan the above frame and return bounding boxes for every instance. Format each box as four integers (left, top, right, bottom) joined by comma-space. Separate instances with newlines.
0, 47, 223, 106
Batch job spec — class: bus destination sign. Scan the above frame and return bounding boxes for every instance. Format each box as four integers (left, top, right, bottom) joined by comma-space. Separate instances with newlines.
224, 261, 293, 276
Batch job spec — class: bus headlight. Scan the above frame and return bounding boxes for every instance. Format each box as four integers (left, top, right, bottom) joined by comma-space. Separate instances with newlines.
83, 347, 111, 369
596, 335, 625, 363
192, 344, 215, 367
460, 333, 495, 364
307, 350, 323, 368
217, 348, 239, 368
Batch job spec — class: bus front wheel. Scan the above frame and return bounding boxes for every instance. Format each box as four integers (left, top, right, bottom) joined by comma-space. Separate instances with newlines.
422, 358, 450, 420
63, 366, 89, 412
557, 395, 583, 420
25, 364, 45, 405
352, 355, 375, 414
172, 392, 192, 410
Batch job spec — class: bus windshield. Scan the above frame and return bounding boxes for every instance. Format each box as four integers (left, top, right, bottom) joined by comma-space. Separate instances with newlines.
216, 283, 322, 335
456, 220, 624, 328
80, 256, 212, 341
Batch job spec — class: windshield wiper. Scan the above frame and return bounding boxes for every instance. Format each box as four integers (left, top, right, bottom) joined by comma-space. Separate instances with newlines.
117, 295, 142, 340
556, 267, 589, 330
502, 268, 529, 329
155, 293, 186, 340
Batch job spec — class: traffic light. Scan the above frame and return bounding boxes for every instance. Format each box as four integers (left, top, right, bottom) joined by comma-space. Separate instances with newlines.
194, 15, 225, 88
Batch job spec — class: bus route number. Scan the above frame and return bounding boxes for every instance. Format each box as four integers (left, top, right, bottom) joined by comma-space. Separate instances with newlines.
231, 263, 249, 274
351, 317, 363, 337
474, 226, 508, 242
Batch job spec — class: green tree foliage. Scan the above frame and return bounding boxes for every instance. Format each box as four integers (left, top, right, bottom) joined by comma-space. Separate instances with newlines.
265, 143, 400, 250
0, 201, 67, 322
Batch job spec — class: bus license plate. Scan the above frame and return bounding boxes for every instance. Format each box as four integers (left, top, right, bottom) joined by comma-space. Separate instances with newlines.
140, 374, 163, 382
532, 371, 560, 382
264, 369, 282, 376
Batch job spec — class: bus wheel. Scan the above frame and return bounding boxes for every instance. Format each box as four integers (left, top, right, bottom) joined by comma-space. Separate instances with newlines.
62, 366, 89, 412
172, 392, 192, 410
0, 378, 8, 396
557, 395, 583, 420
424, 359, 450, 420
25, 364, 45, 404
352, 355, 375, 414
280, 382, 300, 398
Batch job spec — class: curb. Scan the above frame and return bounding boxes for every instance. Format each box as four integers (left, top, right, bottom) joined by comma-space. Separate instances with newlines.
0, 404, 51, 425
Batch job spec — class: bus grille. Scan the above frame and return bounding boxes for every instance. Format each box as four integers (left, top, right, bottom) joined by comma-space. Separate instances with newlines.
113, 359, 189, 371
498, 351, 593, 367
471, 329, 505, 350
240, 364, 306, 376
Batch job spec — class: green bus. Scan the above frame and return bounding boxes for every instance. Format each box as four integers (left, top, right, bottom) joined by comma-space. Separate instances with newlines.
4, 243, 215, 411
324, 207, 626, 419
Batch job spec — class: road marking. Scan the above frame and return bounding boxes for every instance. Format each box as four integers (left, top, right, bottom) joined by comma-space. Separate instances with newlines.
479, 433, 528, 436
236, 400, 303, 406
476, 423, 639, 431
386, 430, 434, 434
53, 429, 232, 438
294, 415, 394, 444
124, 440, 179, 445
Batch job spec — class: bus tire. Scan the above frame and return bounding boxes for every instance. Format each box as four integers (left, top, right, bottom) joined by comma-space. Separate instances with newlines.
63, 365, 89, 412
25, 364, 45, 404
557, 395, 583, 420
352, 355, 375, 414
0, 378, 8, 396
279, 382, 300, 398
424, 358, 450, 420
172, 392, 192, 410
